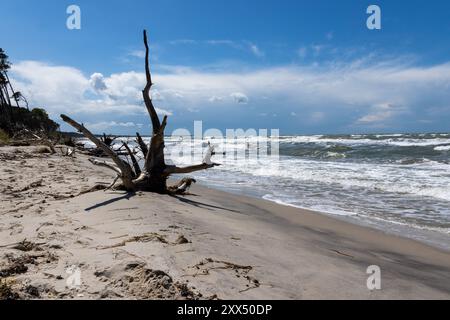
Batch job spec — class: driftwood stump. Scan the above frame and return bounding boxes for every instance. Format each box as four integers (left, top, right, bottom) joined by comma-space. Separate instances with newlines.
61, 30, 219, 193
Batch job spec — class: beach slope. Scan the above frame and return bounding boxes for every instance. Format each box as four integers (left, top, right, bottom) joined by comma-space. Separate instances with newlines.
1, 146, 449, 299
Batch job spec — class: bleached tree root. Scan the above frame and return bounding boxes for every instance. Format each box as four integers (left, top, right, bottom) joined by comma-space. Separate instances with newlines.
167, 178, 197, 195
60, 29, 219, 194
77, 184, 109, 195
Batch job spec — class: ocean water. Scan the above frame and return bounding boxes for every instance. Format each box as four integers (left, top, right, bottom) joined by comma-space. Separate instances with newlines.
81, 133, 450, 249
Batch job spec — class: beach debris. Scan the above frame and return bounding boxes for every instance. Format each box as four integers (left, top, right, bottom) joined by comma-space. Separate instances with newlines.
11, 239, 44, 252
4, 129, 58, 154
110, 263, 201, 300
98, 232, 168, 249
0, 261, 28, 277
35, 222, 53, 232
190, 258, 253, 276
100, 133, 116, 147
0, 239, 45, 252
168, 177, 197, 195
8, 179, 43, 193
5, 251, 58, 267
55, 146, 75, 157
185, 258, 260, 293
108, 234, 129, 240
77, 183, 108, 196
24, 285, 40, 298
99, 289, 123, 299
4, 203, 35, 214
5, 253, 36, 265
36, 146, 52, 154
203, 142, 215, 165
60, 30, 220, 194
0, 280, 20, 300
174, 235, 190, 245
329, 249, 354, 259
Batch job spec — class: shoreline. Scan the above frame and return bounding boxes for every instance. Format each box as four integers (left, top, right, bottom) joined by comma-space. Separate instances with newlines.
79, 133, 450, 248
1, 146, 449, 299
192, 180, 450, 252
199, 183, 450, 259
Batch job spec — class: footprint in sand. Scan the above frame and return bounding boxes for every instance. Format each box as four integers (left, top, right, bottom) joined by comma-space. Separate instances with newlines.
185, 258, 261, 293
97, 262, 201, 299
9, 223, 24, 235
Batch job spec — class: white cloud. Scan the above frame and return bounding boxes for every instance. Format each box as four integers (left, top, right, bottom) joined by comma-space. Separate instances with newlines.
356, 103, 405, 126
171, 39, 266, 56
208, 96, 223, 103
128, 50, 146, 58
10, 61, 171, 119
249, 43, 264, 57
171, 39, 239, 49
151, 89, 164, 101
206, 40, 236, 46
86, 121, 139, 132
89, 72, 107, 91
9, 58, 450, 131
230, 92, 249, 104
10, 61, 89, 113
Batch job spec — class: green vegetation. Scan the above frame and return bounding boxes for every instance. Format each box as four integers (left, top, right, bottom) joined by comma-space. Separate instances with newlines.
0, 128, 9, 143
12, 107, 59, 133
1, 48, 59, 140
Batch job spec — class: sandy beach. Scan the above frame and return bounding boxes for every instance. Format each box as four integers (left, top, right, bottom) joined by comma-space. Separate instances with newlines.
1, 145, 449, 299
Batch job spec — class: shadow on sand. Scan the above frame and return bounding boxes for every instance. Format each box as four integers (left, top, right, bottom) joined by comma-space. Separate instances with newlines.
84, 192, 136, 212
169, 194, 240, 213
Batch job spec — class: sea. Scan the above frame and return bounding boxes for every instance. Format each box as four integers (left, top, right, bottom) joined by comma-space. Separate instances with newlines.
80, 132, 450, 250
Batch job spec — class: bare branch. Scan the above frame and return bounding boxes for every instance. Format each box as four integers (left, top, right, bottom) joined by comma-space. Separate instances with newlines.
101, 133, 117, 147
132, 172, 149, 185
143, 30, 152, 87
89, 158, 122, 175
142, 30, 161, 133
135, 132, 148, 156
61, 114, 135, 190
164, 163, 220, 175
106, 174, 120, 190
59, 30, 222, 194
168, 177, 197, 194
42, 139, 56, 154
159, 115, 168, 134
122, 142, 141, 177
23, 129, 56, 153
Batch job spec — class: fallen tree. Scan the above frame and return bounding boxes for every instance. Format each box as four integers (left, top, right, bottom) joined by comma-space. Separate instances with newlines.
61, 30, 219, 193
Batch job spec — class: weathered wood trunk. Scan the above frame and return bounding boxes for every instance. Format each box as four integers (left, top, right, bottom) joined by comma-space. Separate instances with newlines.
61, 30, 219, 193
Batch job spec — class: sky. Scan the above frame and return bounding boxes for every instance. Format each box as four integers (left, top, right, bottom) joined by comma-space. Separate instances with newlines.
1, 0, 450, 135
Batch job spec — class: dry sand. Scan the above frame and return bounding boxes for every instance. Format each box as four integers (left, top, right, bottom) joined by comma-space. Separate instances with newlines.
0, 146, 449, 299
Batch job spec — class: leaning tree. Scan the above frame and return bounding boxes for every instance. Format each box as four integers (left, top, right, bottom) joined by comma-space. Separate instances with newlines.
61, 30, 219, 193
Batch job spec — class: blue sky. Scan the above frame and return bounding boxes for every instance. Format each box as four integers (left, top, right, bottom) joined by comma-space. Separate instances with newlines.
2, 0, 450, 135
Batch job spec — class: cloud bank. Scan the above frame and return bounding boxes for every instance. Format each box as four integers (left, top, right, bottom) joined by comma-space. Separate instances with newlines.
9, 58, 450, 133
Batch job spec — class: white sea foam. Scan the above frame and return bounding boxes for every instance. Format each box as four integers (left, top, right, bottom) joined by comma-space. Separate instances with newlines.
278, 135, 450, 147
435, 145, 450, 151
262, 194, 358, 216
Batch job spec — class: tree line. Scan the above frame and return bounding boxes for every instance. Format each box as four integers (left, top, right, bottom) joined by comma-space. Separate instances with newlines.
0, 48, 58, 136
